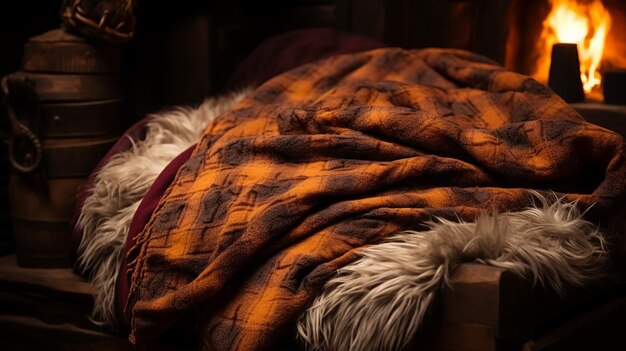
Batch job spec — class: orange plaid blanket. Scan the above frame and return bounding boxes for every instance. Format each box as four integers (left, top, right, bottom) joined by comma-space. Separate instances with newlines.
126, 48, 626, 349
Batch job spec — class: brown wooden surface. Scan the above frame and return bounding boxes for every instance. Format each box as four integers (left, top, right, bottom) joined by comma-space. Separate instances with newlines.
412, 262, 626, 351
1, 252, 625, 350
0, 254, 91, 295
0, 314, 129, 343
413, 263, 530, 351
0, 254, 132, 351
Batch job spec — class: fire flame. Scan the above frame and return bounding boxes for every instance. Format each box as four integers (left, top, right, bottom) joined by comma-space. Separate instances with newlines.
535, 0, 611, 95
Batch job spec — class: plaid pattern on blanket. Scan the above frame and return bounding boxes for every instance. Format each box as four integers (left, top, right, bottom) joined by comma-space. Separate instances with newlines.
126, 48, 626, 350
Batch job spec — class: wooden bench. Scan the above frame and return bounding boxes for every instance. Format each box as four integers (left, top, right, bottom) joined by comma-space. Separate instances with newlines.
1, 254, 625, 350
414, 263, 626, 350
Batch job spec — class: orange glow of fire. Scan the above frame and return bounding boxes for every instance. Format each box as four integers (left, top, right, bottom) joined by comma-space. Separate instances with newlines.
535, 0, 611, 95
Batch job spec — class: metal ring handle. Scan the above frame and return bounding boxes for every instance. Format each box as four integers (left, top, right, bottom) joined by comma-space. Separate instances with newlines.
8, 123, 43, 175
2, 75, 43, 175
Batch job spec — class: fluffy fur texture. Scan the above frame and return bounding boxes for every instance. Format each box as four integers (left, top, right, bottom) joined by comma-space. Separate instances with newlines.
76, 89, 249, 326
297, 193, 607, 351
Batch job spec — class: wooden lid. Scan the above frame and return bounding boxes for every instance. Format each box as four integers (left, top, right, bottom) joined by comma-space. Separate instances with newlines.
22, 28, 121, 73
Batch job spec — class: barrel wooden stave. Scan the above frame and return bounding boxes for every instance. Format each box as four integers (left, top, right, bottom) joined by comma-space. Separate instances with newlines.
42, 136, 117, 178
12, 219, 72, 267
9, 177, 85, 268
41, 99, 124, 138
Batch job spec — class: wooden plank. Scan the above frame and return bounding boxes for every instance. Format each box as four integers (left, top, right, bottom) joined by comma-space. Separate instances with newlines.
436, 322, 498, 351
411, 263, 533, 350
0, 289, 93, 329
497, 267, 533, 341
523, 296, 626, 351
0, 314, 132, 351
0, 255, 92, 296
441, 263, 505, 327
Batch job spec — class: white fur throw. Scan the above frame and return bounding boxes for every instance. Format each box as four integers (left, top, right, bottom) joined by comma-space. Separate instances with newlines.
296, 193, 606, 351
76, 89, 250, 326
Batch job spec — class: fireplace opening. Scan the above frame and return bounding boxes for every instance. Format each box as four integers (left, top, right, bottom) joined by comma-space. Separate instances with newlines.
505, 0, 626, 102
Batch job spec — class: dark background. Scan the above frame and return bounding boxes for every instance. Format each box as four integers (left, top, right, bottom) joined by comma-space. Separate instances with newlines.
2, 0, 625, 125
0, 0, 337, 121
0, 0, 338, 253
1, 0, 625, 253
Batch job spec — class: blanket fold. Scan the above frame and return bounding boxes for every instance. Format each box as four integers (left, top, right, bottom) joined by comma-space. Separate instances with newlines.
126, 48, 626, 350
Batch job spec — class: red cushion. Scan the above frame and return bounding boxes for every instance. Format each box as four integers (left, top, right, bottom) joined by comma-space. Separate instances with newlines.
225, 27, 384, 90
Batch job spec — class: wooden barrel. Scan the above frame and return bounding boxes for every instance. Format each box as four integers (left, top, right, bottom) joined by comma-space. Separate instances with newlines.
5, 28, 123, 268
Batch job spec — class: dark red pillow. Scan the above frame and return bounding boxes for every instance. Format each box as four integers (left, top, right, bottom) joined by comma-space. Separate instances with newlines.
226, 27, 384, 90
